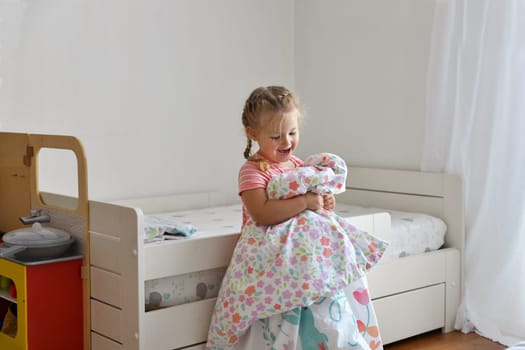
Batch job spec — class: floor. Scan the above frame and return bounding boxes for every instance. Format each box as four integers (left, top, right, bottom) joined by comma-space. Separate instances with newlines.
384, 330, 506, 350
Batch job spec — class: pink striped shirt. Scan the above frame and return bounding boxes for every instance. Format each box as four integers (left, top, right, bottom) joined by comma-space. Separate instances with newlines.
238, 155, 303, 225
238, 155, 304, 194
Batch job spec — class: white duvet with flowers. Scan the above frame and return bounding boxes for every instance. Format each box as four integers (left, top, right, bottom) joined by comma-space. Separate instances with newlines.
207, 153, 388, 350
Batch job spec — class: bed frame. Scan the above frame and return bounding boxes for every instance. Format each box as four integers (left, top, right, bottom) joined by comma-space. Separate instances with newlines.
88, 167, 463, 350
340, 167, 463, 345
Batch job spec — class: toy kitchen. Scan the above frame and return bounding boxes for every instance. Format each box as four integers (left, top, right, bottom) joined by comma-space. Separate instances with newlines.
0, 132, 90, 350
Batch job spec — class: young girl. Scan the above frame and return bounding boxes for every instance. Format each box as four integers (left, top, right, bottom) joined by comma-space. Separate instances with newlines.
206, 86, 387, 350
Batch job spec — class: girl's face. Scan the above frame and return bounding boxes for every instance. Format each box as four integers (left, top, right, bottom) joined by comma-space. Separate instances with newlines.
248, 109, 300, 164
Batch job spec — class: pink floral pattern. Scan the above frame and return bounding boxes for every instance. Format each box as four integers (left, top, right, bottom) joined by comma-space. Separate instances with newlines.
206, 153, 388, 349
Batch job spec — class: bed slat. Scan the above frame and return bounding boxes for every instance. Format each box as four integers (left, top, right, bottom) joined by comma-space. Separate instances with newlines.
339, 189, 444, 219
373, 284, 445, 344
91, 267, 122, 308
91, 300, 123, 343
90, 232, 121, 273
144, 235, 238, 280
91, 333, 122, 350
347, 166, 445, 197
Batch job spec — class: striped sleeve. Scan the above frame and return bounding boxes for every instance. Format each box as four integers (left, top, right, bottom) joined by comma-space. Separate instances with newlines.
238, 161, 271, 195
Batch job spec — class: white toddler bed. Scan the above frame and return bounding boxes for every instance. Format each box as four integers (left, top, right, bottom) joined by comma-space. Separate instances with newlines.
88, 167, 463, 350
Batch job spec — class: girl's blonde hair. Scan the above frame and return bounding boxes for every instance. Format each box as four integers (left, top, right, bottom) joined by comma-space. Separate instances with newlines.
241, 86, 301, 161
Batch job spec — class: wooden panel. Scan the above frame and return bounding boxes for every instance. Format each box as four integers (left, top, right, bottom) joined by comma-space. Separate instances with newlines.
27, 134, 88, 217
347, 166, 445, 197
91, 267, 122, 308
367, 249, 449, 299
374, 284, 445, 345
90, 231, 121, 273
143, 298, 216, 349
0, 132, 31, 232
40, 191, 78, 211
92, 332, 122, 350
91, 300, 122, 343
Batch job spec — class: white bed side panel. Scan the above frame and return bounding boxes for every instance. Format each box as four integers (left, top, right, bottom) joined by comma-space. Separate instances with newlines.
90, 200, 143, 350
374, 284, 445, 344
144, 234, 238, 281
142, 212, 391, 281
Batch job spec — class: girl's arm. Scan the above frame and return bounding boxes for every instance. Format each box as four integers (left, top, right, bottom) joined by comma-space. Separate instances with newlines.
241, 188, 323, 226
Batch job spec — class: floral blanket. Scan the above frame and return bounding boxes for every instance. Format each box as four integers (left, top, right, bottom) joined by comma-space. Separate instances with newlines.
207, 153, 388, 349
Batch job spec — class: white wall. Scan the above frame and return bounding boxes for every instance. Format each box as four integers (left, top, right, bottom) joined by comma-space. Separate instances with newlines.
1, 0, 436, 200
0, 0, 295, 200
295, 0, 435, 170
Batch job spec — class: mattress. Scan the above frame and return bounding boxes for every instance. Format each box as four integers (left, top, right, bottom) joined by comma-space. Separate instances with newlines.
144, 203, 446, 310
334, 204, 447, 258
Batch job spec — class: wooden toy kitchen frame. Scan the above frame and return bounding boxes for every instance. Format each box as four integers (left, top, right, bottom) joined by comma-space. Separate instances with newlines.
0, 132, 90, 350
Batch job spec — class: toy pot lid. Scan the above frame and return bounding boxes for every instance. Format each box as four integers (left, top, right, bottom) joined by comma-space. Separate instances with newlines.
3, 223, 72, 247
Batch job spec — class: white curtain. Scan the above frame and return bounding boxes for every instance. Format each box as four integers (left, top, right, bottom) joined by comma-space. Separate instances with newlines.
422, 0, 525, 346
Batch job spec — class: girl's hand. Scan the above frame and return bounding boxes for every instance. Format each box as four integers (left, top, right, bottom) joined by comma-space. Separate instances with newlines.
305, 192, 324, 211
322, 193, 336, 211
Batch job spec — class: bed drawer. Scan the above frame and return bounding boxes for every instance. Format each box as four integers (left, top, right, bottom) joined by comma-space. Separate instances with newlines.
373, 283, 445, 345
143, 297, 216, 349
367, 249, 449, 299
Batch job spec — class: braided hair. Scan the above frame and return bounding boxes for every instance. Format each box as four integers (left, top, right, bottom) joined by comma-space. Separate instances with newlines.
241, 86, 301, 169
